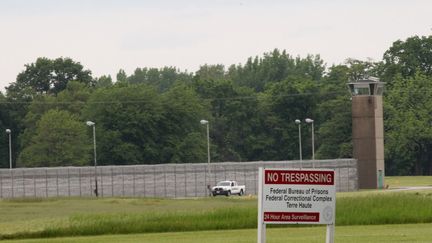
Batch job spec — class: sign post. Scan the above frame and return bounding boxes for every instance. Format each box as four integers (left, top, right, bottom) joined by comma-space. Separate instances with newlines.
257, 168, 266, 242
257, 168, 336, 243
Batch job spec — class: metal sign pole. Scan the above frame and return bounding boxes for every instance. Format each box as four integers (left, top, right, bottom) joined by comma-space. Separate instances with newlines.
257, 167, 266, 243
326, 224, 335, 243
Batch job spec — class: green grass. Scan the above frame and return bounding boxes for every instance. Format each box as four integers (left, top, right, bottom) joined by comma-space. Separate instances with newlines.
385, 176, 432, 188
26, 207, 258, 238
0, 197, 255, 237
336, 192, 432, 225
1, 176, 431, 241
3, 223, 432, 243
1, 191, 432, 240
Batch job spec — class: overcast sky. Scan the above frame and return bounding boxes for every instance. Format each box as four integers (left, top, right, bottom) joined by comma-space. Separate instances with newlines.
1, 0, 431, 91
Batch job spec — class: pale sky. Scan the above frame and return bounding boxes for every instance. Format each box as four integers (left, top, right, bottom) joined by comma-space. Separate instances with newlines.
1, 0, 431, 91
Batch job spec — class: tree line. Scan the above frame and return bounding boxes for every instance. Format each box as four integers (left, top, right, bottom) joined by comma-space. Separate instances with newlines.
1, 35, 431, 175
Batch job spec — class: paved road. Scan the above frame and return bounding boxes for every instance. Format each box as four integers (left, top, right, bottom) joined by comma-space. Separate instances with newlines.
385, 186, 432, 192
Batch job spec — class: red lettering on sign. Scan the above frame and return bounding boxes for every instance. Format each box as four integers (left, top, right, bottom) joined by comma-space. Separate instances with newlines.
264, 170, 334, 185
263, 212, 320, 222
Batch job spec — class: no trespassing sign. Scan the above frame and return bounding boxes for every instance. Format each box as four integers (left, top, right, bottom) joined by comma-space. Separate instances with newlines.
259, 168, 336, 225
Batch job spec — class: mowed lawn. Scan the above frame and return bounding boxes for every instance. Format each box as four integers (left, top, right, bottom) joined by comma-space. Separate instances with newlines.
0, 197, 256, 236
385, 176, 432, 188
0, 176, 431, 242
3, 224, 432, 243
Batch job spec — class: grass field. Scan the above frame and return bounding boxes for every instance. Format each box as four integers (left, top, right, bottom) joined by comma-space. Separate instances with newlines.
3, 223, 432, 243
1, 191, 431, 240
0, 176, 431, 242
385, 176, 432, 188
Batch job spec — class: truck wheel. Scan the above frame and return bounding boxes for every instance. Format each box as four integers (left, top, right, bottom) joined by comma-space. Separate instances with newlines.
239, 190, 244, 196
226, 191, 231, 197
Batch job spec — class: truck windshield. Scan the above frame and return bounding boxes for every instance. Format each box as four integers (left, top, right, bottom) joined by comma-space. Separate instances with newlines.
217, 182, 231, 186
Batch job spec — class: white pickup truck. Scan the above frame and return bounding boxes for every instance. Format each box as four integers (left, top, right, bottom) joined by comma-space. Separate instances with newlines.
211, 180, 245, 196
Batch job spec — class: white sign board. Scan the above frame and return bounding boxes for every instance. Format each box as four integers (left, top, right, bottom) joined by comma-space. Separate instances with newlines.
257, 168, 336, 242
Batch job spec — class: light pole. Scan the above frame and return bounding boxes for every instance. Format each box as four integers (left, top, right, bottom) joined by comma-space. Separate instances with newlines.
295, 119, 302, 168
5, 129, 11, 169
305, 118, 315, 168
200, 119, 211, 191
86, 121, 98, 197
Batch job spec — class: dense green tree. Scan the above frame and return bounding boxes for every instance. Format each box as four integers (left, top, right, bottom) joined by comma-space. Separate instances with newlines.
55, 81, 92, 115
315, 96, 352, 159
7, 57, 93, 96
228, 49, 295, 92
344, 58, 382, 81
5, 76, 44, 162
385, 73, 432, 175
83, 83, 208, 165
315, 65, 352, 159
5, 38, 432, 176
159, 84, 209, 163
0, 93, 15, 168
170, 132, 207, 163
4, 57, 93, 155
382, 35, 432, 82
193, 55, 325, 161
18, 95, 56, 151
315, 58, 386, 160
18, 110, 91, 167
116, 69, 127, 83
228, 49, 325, 92
255, 77, 319, 160
94, 75, 113, 88
381, 35, 432, 175
294, 55, 325, 81
217, 86, 259, 161
127, 67, 192, 92
195, 64, 226, 82
83, 84, 163, 165
193, 77, 259, 161
18, 81, 91, 153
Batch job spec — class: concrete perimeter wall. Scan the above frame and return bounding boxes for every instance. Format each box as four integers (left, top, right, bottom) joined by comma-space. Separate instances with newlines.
0, 159, 357, 199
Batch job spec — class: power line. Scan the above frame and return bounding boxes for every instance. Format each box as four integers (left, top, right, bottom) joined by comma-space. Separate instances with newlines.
0, 91, 349, 105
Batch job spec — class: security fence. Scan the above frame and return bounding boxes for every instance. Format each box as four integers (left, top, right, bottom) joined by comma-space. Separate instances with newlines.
0, 159, 357, 199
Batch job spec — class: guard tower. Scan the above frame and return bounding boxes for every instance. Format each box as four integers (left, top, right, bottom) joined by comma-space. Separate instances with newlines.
348, 77, 385, 189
